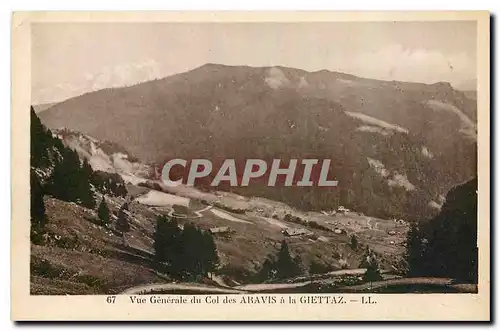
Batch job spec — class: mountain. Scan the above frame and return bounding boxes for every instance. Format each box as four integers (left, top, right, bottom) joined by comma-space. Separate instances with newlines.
39, 64, 477, 220
411, 177, 478, 283
463, 90, 477, 101
454, 79, 477, 101
32, 102, 58, 113
53, 128, 151, 181
455, 79, 477, 93
30, 109, 478, 294
30, 109, 410, 294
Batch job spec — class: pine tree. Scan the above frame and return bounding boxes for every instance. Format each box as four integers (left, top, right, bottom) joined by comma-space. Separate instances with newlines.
309, 260, 330, 275
81, 158, 93, 183
97, 197, 110, 226
256, 256, 276, 282
30, 170, 46, 244
31, 106, 96, 209
201, 231, 219, 276
116, 202, 131, 244
154, 216, 182, 276
404, 222, 424, 276
275, 240, 301, 280
30, 107, 53, 168
349, 234, 358, 250
153, 216, 219, 280
47, 147, 95, 209
79, 159, 96, 208
154, 215, 168, 262
90, 171, 128, 198
179, 223, 204, 278
256, 241, 302, 281
360, 247, 382, 283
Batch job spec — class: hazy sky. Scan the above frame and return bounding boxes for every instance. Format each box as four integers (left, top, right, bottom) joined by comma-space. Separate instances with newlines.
32, 21, 477, 104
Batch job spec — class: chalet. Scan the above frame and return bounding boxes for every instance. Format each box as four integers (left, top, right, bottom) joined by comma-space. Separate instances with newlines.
337, 206, 350, 214
209, 226, 231, 235
333, 228, 347, 235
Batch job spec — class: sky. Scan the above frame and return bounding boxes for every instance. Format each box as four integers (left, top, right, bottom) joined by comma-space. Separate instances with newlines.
31, 21, 477, 104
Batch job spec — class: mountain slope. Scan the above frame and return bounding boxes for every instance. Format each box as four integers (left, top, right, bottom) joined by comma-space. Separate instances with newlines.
416, 177, 478, 283
39, 64, 477, 220
33, 102, 58, 113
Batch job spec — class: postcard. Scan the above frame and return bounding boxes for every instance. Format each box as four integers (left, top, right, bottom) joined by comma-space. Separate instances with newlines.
11, 11, 490, 321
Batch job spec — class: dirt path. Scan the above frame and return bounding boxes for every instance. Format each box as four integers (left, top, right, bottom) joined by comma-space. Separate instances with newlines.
235, 269, 375, 291
257, 215, 288, 229
195, 205, 213, 217
121, 282, 247, 294
120, 267, 402, 294
210, 209, 253, 224
235, 281, 311, 291
165, 205, 213, 219
365, 218, 379, 230
366, 218, 372, 229
337, 277, 475, 292
136, 190, 190, 207
209, 274, 230, 287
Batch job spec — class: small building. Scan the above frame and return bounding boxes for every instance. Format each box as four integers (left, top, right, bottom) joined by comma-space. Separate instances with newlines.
337, 206, 350, 214
388, 230, 397, 235
333, 228, 347, 235
209, 226, 231, 235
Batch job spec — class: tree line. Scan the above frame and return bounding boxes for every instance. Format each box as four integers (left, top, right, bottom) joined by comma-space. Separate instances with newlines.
32, 106, 217, 278
403, 178, 477, 283
30, 107, 128, 244
154, 215, 219, 280
254, 237, 382, 283
255, 240, 302, 282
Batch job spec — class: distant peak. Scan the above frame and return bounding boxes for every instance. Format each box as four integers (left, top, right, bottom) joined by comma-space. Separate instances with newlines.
198, 63, 233, 70
430, 81, 453, 89
201, 63, 221, 68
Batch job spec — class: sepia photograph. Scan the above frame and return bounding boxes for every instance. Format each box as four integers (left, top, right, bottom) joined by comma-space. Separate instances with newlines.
11, 11, 490, 321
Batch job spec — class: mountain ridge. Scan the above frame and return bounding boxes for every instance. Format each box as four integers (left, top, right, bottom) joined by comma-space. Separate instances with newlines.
39, 63, 477, 221
42, 63, 473, 111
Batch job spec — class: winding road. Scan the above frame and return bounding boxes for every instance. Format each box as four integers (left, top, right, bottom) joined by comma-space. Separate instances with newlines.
122, 282, 247, 295
166, 205, 213, 219
338, 277, 476, 293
